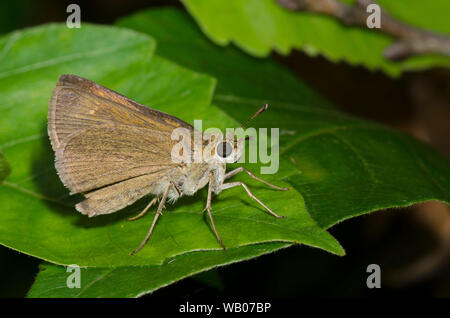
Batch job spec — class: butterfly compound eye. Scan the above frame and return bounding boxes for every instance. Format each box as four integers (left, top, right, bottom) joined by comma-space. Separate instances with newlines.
216, 142, 233, 158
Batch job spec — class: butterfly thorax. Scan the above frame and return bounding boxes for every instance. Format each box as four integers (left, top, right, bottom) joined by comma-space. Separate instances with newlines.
164, 160, 225, 202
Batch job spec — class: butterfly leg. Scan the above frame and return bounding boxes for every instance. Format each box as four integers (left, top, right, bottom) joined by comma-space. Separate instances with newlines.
221, 181, 285, 218
130, 183, 171, 255
203, 172, 226, 250
225, 167, 289, 191
127, 197, 158, 221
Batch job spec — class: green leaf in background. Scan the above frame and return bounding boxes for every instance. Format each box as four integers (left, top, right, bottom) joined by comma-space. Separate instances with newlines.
0, 23, 342, 272
28, 243, 289, 298
181, 0, 450, 76
0, 150, 10, 183
118, 8, 450, 229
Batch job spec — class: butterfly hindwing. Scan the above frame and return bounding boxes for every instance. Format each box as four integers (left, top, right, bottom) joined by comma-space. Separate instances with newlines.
55, 124, 177, 194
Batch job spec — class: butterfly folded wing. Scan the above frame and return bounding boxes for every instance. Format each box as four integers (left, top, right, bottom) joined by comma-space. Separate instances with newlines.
47, 74, 198, 216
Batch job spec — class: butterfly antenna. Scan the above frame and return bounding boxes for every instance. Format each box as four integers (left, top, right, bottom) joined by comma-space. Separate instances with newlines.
239, 104, 268, 129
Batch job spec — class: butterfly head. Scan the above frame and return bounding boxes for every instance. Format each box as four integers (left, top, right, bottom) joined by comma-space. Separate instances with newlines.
213, 104, 268, 164
214, 132, 245, 164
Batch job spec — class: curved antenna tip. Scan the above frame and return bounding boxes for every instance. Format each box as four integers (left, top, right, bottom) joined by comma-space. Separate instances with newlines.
239, 104, 269, 129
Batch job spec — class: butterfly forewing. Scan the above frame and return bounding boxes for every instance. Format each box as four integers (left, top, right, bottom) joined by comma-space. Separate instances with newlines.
48, 74, 193, 150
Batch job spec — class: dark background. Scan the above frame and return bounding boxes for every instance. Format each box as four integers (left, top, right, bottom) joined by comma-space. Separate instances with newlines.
0, 0, 449, 297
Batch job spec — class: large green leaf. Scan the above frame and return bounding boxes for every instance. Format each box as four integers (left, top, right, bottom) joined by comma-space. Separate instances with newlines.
22, 7, 450, 297
181, 0, 450, 76
118, 8, 450, 229
28, 7, 450, 298
0, 150, 10, 183
28, 242, 289, 298
0, 23, 343, 271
